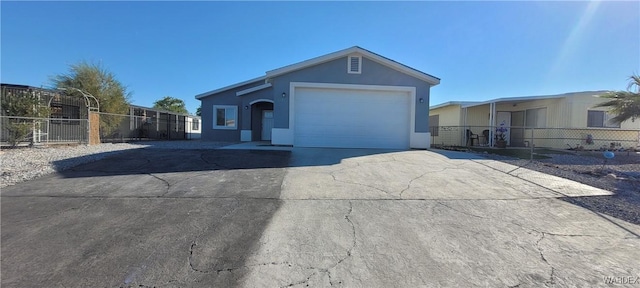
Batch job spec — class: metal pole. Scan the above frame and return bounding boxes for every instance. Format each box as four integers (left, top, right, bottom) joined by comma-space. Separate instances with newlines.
87, 107, 90, 144
489, 102, 496, 147
530, 127, 534, 161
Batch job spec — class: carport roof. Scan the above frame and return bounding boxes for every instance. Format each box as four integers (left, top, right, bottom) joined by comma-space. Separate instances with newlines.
460, 90, 610, 108
430, 101, 481, 110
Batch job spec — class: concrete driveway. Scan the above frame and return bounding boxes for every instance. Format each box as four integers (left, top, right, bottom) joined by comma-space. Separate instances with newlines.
1, 148, 639, 287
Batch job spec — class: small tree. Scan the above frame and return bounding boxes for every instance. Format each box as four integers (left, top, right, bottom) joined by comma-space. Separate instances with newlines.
196, 105, 201, 116
594, 75, 640, 124
51, 61, 131, 138
153, 96, 188, 114
1, 88, 51, 146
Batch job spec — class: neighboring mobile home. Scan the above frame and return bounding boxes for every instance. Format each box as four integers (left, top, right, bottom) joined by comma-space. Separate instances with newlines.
430, 91, 640, 150
196, 46, 440, 149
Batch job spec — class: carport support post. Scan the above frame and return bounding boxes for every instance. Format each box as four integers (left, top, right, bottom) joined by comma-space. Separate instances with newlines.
489, 102, 496, 147
462, 107, 468, 146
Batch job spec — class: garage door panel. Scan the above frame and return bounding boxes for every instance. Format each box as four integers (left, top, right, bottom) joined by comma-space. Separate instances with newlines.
294, 87, 410, 149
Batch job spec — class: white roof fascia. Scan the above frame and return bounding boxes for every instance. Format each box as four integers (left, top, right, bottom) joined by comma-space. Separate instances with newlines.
265, 46, 441, 86
236, 82, 272, 96
461, 91, 608, 108
430, 101, 480, 110
195, 76, 266, 99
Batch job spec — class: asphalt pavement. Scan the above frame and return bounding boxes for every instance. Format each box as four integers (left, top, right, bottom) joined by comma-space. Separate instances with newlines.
1, 147, 638, 287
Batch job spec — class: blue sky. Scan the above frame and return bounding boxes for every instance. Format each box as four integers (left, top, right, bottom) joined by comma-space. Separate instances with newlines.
2, 1, 638, 114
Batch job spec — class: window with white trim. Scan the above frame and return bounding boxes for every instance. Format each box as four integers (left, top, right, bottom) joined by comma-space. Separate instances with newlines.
213, 105, 237, 129
192, 118, 200, 130
587, 110, 620, 128
347, 55, 362, 74
525, 107, 547, 128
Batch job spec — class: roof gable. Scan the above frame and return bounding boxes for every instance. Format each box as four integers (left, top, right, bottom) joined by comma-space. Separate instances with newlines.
195, 46, 440, 100
265, 46, 440, 85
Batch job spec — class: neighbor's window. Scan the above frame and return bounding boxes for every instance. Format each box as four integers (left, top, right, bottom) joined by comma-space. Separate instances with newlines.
192, 118, 200, 130
213, 105, 237, 129
429, 115, 439, 136
587, 110, 620, 128
525, 107, 547, 128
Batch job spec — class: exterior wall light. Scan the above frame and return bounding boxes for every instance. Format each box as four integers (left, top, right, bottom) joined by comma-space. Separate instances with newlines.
419, 98, 424, 103
282, 92, 287, 98
244, 105, 249, 110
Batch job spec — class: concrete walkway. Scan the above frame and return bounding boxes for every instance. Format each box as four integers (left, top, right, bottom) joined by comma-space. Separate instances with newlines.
1, 148, 638, 287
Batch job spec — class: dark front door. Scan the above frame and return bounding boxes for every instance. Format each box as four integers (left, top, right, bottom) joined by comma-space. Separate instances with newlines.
510, 111, 525, 147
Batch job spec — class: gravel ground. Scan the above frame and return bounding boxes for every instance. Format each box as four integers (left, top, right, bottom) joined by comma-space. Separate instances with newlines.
0, 141, 233, 188
477, 150, 640, 225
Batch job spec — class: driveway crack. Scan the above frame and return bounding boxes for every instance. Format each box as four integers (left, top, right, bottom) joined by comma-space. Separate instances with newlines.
535, 232, 556, 286
399, 171, 431, 199
282, 201, 357, 287
200, 153, 234, 170
436, 201, 487, 219
148, 173, 170, 197
187, 200, 241, 273
329, 169, 397, 198
327, 201, 356, 285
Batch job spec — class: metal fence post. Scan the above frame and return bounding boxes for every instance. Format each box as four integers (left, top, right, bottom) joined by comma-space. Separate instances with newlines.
530, 127, 534, 161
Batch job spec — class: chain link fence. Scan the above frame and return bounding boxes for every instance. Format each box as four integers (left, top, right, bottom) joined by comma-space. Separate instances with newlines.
1, 112, 191, 146
98, 112, 186, 142
431, 125, 640, 152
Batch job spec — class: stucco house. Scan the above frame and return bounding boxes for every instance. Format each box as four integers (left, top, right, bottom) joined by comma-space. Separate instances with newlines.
196, 46, 440, 149
429, 91, 640, 150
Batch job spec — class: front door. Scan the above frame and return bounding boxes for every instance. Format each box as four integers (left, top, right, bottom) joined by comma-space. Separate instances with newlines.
261, 110, 273, 140
510, 111, 525, 147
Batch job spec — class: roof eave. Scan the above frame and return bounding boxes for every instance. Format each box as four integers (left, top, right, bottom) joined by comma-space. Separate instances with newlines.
195, 76, 267, 100
461, 91, 610, 108
430, 101, 480, 110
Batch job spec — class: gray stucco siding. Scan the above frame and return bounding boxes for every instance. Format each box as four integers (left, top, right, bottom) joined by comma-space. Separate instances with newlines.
239, 88, 274, 130
199, 80, 273, 142
270, 56, 432, 132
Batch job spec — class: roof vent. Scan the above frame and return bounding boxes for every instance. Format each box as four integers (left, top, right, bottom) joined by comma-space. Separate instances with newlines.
348, 55, 362, 74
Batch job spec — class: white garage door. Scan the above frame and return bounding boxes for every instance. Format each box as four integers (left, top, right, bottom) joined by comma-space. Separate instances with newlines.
294, 87, 411, 149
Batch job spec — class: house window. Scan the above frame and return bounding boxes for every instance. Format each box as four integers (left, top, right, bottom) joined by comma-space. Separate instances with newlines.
525, 108, 547, 128
429, 115, 439, 136
587, 110, 620, 128
192, 118, 200, 130
213, 105, 237, 129
347, 55, 362, 74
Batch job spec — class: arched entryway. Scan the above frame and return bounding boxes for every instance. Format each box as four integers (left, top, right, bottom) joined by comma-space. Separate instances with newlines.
250, 99, 274, 141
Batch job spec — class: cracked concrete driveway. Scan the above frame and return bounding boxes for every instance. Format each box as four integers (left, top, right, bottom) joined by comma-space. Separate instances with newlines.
1, 148, 639, 287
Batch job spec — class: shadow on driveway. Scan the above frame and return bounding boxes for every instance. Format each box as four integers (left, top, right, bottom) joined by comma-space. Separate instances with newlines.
1, 149, 295, 287
0, 147, 401, 287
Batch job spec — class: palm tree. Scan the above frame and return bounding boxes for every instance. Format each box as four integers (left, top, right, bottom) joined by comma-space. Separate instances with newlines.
594, 75, 640, 124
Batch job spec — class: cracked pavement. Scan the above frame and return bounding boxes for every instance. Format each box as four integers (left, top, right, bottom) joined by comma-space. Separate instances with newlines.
1, 147, 639, 287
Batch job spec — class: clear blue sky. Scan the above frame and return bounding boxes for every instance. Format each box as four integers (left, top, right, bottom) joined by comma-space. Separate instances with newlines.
2, 1, 638, 114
